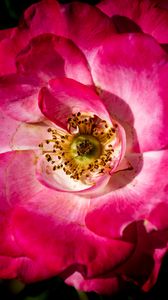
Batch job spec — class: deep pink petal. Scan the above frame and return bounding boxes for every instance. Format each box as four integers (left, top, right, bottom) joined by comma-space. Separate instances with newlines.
116, 222, 168, 289
0, 74, 43, 123
16, 0, 115, 53
57, 1, 115, 53
0, 33, 92, 123
154, 0, 168, 9
66, 272, 119, 295
0, 0, 63, 76
90, 33, 168, 152
39, 78, 111, 130
16, 34, 93, 85
0, 256, 28, 279
66, 222, 168, 293
148, 202, 168, 230
0, 28, 17, 76
142, 247, 168, 291
9, 198, 133, 282
97, 0, 168, 43
85, 150, 168, 238
2, 0, 115, 77
18, 0, 64, 38
0, 151, 133, 284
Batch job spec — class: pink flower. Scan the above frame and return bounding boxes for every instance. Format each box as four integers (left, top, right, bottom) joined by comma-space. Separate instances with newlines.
0, 0, 168, 295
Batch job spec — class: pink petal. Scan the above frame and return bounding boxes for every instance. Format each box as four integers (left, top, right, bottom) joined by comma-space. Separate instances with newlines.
66, 222, 168, 293
116, 222, 168, 289
66, 272, 119, 295
57, 1, 115, 53
39, 78, 111, 130
9, 197, 133, 282
3, 0, 115, 77
0, 256, 28, 279
142, 247, 168, 291
18, 0, 64, 38
0, 0, 63, 76
85, 150, 168, 238
0, 110, 50, 153
17, 0, 115, 53
90, 33, 168, 152
0, 33, 92, 123
16, 34, 93, 85
97, 0, 168, 44
0, 28, 17, 76
0, 74, 43, 123
148, 202, 168, 230
36, 153, 111, 193
0, 151, 44, 208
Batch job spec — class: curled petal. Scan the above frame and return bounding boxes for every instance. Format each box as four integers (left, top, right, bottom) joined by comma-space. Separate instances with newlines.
8, 201, 133, 282
36, 153, 111, 194
38, 78, 112, 129
16, 34, 93, 85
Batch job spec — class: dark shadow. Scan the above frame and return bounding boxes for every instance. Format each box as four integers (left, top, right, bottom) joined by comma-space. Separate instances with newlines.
112, 15, 142, 34
161, 43, 168, 53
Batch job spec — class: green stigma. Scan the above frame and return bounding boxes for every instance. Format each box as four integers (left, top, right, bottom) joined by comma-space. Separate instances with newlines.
70, 134, 101, 164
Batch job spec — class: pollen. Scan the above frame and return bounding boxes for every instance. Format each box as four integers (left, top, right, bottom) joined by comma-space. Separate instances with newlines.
39, 112, 122, 184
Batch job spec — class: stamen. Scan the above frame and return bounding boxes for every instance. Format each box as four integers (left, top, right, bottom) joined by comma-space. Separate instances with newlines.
39, 112, 122, 184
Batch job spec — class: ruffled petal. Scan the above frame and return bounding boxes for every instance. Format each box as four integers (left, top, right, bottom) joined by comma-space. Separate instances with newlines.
0, 0, 64, 76
9, 195, 133, 282
39, 78, 111, 130
85, 150, 168, 238
16, 34, 93, 85
18, 0, 64, 38
0, 33, 92, 123
97, 0, 168, 44
90, 33, 168, 152
2, 0, 114, 77
116, 222, 168, 289
16, 0, 115, 53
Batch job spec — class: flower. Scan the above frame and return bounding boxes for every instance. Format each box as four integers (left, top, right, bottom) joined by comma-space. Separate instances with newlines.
0, 0, 168, 295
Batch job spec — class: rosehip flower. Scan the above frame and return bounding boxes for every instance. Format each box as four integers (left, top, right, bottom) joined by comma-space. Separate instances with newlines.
0, 0, 168, 296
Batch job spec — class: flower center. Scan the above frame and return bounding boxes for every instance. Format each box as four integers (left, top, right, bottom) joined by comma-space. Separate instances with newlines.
39, 112, 122, 184
76, 138, 94, 156
70, 134, 101, 163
